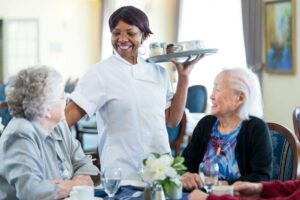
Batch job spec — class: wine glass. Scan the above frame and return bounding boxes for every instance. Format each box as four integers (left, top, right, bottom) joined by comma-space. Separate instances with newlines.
101, 168, 122, 199
199, 161, 219, 193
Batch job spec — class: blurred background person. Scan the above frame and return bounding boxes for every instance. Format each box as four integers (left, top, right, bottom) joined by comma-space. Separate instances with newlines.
0, 66, 99, 200
182, 67, 272, 190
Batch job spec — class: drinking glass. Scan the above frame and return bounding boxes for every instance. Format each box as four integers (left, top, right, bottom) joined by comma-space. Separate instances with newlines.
199, 161, 219, 193
101, 168, 122, 199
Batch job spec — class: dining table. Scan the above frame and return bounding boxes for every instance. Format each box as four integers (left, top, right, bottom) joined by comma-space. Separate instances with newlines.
95, 185, 190, 200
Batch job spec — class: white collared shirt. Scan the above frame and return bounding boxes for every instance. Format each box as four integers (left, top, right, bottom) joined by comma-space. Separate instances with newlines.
70, 54, 174, 180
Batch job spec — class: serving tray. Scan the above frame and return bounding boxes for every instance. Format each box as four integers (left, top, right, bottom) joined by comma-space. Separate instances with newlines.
146, 48, 218, 63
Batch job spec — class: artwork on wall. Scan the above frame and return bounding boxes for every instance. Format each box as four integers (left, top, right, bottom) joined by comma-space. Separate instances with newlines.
264, 0, 296, 74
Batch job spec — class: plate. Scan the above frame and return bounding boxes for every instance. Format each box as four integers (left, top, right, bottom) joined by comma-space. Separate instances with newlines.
146, 48, 218, 63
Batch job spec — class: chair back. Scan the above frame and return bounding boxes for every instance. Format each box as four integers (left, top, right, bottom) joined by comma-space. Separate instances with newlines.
186, 85, 207, 113
292, 106, 300, 141
267, 122, 300, 180
0, 84, 12, 128
167, 112, 187, 156
75, 115, 97, 152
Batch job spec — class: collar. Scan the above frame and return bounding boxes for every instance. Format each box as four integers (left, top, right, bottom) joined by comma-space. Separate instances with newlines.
113, 50, 145, 66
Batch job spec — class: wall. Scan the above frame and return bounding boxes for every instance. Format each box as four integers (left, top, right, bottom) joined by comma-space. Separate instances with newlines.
262, 2, 299, 130
100, 0, 178, 62
0, 0, 101, 80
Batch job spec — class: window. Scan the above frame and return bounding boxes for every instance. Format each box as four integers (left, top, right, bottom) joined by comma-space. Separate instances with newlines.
178, 0, 247, 109
3, 19, 39, 81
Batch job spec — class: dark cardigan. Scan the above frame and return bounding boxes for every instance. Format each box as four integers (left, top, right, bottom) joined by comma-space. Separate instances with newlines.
182, 115, 272, 184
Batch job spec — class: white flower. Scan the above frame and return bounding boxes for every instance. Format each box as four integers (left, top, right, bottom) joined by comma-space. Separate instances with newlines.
140, 153, 183, 186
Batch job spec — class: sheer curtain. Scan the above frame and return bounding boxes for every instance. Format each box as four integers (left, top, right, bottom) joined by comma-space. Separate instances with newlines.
178, 0, 247, 109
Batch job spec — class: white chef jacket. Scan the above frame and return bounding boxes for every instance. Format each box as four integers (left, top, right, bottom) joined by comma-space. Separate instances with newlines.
70, 53, 174, 181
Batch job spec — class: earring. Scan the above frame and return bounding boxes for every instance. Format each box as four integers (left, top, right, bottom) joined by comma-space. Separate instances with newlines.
138, 44, 146, 55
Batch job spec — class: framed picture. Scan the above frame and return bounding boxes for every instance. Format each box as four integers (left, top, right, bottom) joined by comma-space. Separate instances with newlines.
264, 0, 296, 74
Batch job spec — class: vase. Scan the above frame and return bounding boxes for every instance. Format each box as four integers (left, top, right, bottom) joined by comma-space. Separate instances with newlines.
165, 183, 182, 200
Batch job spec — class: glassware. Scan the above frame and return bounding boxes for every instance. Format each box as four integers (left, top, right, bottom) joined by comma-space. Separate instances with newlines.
101, 168, 122, 199
149, 42, 163, 57
199, 160, 219, 193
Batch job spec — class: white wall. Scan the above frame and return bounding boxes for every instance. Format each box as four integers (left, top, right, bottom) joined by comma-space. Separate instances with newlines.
262, 2, 299, 130
0, 0, 100, 80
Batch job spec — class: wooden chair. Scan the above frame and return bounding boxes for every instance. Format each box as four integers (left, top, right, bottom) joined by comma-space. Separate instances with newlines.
292, 106, 300, 141
267, 122, 300, 180
167, 112, 187, 156
0, 102, 8, 109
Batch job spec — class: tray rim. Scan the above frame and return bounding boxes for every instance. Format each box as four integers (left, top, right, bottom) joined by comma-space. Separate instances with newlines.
146, 48, 218, 63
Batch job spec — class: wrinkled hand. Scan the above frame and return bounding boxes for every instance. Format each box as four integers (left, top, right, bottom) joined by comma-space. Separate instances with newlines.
188, 189, 208, 200
233, 181, 262, 197
51, 179, 74, 199
182, 172, 202, 190
72, 175, 94, 186
170, 54, 204, 76
51, 175, 93, 199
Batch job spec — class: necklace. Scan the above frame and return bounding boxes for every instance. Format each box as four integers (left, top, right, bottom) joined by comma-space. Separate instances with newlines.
211, 136, 226, 156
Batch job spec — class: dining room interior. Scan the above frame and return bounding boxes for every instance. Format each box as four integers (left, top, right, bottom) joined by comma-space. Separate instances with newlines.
1, 0, 300, 199
0, 0, 300, 161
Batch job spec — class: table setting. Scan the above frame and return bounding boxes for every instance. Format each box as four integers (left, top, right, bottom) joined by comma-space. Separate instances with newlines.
90, 153, 232, 200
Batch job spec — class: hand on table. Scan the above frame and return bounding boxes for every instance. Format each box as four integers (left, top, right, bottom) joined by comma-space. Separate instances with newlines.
52, 175, 93, 199
182, 172, 202, 190
233, 181, 263, 197
188, 189, 208, 200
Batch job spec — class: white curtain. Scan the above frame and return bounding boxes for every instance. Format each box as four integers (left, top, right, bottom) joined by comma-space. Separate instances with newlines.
178, 0, 247, 106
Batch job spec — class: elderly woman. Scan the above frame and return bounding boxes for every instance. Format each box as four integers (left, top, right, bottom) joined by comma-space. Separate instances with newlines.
182, 67, 272, 190
65, 6, 203, 181
0, 66, 99, 200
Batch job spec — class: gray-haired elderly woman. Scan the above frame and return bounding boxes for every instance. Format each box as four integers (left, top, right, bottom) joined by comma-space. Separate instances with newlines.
182, 67, 272, 190
0, 66, 99, 200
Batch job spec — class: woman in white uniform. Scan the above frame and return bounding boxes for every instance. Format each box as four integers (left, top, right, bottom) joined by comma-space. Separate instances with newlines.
65, 6, 203, 181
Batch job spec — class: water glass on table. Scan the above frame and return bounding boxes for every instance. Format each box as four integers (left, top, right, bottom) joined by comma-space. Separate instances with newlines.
199, 160, 219, 193
101, 168, 122, 199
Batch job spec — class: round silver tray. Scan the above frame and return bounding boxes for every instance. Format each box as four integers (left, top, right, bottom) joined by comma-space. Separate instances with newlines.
146, 48, 218, 63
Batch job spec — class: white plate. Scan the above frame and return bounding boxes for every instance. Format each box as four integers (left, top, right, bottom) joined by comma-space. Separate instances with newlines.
146, 48, 218, 63
64, 197, 102, 200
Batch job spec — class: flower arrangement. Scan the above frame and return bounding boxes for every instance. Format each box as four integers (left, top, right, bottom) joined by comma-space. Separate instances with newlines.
140, 153, 187, 194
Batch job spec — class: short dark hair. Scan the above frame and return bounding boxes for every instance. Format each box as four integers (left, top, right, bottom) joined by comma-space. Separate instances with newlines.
109, 6, 153, 39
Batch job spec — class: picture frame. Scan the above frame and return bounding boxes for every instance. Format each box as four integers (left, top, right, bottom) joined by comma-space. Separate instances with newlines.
264, 0, 296, 74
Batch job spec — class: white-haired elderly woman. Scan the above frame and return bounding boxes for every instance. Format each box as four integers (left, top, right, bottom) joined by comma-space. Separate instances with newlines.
0, 66, 99, 200
182, 67, 272, 190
